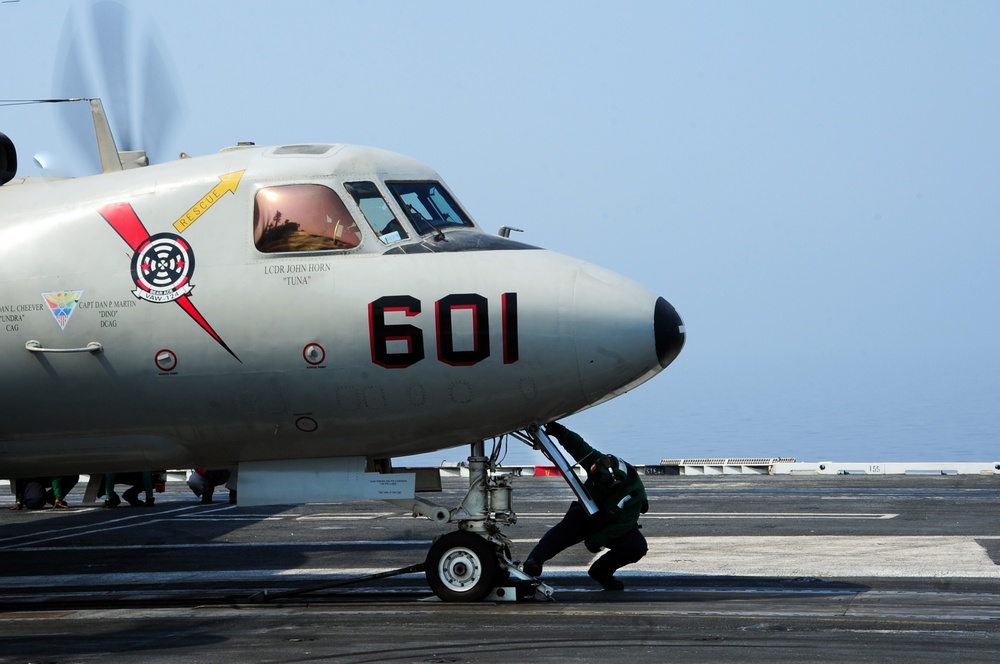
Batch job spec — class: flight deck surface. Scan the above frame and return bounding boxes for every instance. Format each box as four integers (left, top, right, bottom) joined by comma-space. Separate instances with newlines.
2, 473, 999, 662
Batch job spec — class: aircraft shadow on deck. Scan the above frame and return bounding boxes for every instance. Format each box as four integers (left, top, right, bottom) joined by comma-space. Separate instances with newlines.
0, 502, 307, 581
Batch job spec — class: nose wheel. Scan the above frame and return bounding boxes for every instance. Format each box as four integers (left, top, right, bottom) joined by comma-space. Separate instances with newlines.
403, 439, 555, 601
425, 530, 499, 602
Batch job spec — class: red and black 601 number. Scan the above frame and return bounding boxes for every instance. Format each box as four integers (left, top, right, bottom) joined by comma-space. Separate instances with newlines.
368, 293, 518, 368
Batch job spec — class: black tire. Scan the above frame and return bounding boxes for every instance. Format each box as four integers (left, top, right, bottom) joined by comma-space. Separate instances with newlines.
425, 531, 499, 602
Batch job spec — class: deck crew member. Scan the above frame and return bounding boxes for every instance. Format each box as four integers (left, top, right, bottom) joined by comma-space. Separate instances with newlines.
523, 421, 648, 591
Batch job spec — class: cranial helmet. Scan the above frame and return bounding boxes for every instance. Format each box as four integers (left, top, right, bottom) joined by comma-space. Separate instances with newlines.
590, 454, 626, 489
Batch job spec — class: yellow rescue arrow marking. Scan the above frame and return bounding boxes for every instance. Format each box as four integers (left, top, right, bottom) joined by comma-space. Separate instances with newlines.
173, 170, 245, 233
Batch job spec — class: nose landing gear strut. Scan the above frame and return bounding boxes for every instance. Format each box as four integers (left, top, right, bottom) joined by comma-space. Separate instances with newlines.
391, 434, 564, 602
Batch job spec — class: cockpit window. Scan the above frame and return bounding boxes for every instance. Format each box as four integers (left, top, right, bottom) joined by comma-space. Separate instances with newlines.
344, 181, 408, 245
386, 181, 473, 236
253, 184, 362, 253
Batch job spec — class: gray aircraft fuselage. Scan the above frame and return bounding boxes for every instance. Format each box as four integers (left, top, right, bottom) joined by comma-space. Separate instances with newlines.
0, 142, 684, 475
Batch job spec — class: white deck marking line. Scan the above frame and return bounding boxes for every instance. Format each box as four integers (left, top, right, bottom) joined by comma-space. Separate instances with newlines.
295, 513, 399, 520
519, 512, 899, 519
0, 506, 203, 550
165, 517, 288, 522
11, 540, 433, 551
176, 504, 238, 516
0, 568, 429, 588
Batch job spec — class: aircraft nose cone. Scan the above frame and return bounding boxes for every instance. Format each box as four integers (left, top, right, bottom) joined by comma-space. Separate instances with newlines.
654, 297, 685, 368
567, 261, 685, 405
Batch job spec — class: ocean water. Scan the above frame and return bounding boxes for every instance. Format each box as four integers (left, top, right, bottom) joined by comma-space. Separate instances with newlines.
401, 347, 1000, 467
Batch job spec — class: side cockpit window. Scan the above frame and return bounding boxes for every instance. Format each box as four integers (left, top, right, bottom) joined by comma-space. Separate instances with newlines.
387, 181, 473, 236
344, 181, 408, 245
253, 184, 362, 253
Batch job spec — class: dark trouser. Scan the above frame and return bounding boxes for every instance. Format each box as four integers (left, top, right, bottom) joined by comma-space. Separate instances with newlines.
528, 501, 648, 575
48, 475, 79, 502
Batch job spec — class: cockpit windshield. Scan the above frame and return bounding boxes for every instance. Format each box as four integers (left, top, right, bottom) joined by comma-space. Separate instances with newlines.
386, 181, 474, 236
344, 181, 408, 245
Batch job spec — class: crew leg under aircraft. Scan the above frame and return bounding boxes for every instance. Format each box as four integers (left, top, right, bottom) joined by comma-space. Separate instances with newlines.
523, 501, 647, 591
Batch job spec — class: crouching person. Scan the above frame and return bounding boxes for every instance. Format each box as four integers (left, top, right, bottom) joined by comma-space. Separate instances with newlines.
522, 421, 648, 591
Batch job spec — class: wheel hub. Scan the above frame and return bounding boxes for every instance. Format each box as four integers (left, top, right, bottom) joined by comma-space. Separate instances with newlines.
439, 546, 482, 591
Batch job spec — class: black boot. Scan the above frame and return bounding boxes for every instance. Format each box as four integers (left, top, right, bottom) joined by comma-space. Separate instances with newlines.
123, 486, 142, 507
588, 559, 625, 591
523, 557, 543, 577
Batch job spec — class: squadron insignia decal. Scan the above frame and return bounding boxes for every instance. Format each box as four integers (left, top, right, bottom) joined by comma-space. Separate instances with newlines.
131, 232, 195, 303
98, 202, 241, 362
41, 290, 83, 331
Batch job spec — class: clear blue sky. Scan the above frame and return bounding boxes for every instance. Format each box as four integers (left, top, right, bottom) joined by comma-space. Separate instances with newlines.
4, 1, 999, 463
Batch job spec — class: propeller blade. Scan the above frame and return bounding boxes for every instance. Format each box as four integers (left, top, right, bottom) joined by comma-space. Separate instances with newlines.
89, 0, 134, 150
51, 1, 185, 168
139, 30, 184, 162
53, 5, 100, 174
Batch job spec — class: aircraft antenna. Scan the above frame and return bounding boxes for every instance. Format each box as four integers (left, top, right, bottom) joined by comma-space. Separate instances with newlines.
0, 97, 123, 173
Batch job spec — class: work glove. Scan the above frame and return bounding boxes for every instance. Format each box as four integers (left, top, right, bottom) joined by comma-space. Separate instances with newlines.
544, 421, 566, 437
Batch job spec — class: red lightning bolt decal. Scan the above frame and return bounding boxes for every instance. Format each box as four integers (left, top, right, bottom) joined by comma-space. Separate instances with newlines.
99, 202, 241, 363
